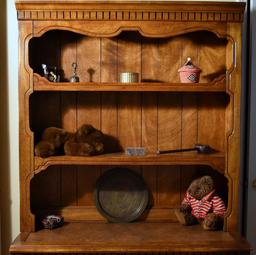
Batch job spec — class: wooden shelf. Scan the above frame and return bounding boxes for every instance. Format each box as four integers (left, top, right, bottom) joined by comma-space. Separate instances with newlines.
10, 222, 250, 254
34, 152, 225, 173
33, 74, 226, 92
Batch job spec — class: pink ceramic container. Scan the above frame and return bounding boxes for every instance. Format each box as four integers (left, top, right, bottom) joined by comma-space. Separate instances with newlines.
178, 57, 201, 83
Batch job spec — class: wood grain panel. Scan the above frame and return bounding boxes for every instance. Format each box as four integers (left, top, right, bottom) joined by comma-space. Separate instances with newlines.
181, 93, 198, 200
100, 38, 119, 155
30, 92, 61, 136
198, 93, 227, 153
158, 93, 182, 151
61, 166, 77, 207
141, 40, 158, 206
180, 33, 198, 147
197, 32, 227, 83
117, 32, 141, 75
118, 92, 142, 174
141, 37, 159, 82
181, 94, 198, 149
59, 86, 77, 209
31, 166, 61, 209
75, 36, 101, 205
100, 38, 118, 82
178, 32, 208, 180
157, 166, 181, 207
141, 40, 158, 153
157, 92, 182, 207
60, 92, 77, 132
100, 38, 119, 174
141, 94, 157, 205
141, 94, 158, 205
77, 166, 99, 206
60, 92, 77, 207
77, 37, 101, 82
117, 32, 142, 174
157, 37, 181, 82
76, 92, 101, 206
180, 33, 199, 71
59, 31, 77, 82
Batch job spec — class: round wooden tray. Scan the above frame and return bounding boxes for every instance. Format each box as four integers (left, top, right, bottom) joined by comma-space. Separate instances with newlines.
94, 168, 149, 223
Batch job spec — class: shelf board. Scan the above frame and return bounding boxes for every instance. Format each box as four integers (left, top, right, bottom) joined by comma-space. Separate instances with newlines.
33, 74, 226, 92
10, 222, 250, 254
34, 152, 225, 173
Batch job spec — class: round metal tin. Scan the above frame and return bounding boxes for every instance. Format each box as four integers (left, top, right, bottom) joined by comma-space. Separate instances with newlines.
94, 168, 149, 223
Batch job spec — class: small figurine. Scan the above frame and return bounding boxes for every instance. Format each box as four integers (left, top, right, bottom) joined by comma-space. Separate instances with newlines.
42, 215, 64, 230
178, 57, 201, 83
48, 67, 60, 82
87, 67, 95, 82
42, 64, 60, 82
42, 64, 49, 78
70, 62, 80, 82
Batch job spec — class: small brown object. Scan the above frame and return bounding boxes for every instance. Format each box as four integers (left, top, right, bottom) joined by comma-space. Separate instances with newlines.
35, 127, 70, 158
42, 215, 64, 230
64, 124, 105, 156
64, 140, 95, 156
202, 213, 224, 231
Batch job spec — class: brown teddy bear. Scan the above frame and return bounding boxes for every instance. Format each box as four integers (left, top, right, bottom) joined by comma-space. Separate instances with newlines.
35, 124, 105, 157
34, 127, 70, 158
175, 176, 226, 231
64, 124, 104, 156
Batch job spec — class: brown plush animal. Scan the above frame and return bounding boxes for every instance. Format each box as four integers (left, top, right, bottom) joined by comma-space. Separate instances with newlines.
64, 124, 104, 156
175, 176, 226, 231
34, 127, 70, 158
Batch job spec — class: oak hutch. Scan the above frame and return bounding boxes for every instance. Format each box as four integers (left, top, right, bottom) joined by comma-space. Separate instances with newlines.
10, 1, 251, 254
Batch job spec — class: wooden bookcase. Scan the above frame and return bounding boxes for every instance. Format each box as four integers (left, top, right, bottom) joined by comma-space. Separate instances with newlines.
10, 1, 251, 254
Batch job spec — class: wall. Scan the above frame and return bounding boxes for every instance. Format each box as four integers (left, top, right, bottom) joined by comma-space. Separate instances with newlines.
0, 0, 19, 254
0, 0, 247, 255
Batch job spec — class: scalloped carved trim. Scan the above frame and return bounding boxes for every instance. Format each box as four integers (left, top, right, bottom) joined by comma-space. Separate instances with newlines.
17, 10, 243, 22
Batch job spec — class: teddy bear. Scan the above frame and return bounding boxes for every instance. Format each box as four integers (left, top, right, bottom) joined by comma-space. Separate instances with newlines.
35, 124, 105, 157
34, 127, 70, 158
175, 175, 226, 231
64, 124, 105, 156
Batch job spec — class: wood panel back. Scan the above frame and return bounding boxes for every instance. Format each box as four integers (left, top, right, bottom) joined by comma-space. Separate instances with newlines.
29, 30, 229, 83
29, 29, 229, 225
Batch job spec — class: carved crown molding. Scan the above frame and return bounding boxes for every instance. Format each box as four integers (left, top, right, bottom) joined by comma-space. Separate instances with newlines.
16, 1, 245, 22
17, 9, 244, 22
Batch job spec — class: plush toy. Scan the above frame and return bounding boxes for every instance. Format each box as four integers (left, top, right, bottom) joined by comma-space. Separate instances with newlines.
175, 176, 226, 231
34, 127, 70, 158
64, 124, 105, 156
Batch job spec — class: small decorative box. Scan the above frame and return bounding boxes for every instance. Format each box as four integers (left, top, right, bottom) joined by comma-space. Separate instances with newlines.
119, 72, 139, 83
125, 147, 146, 156
178, 57, 201, 83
